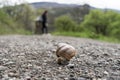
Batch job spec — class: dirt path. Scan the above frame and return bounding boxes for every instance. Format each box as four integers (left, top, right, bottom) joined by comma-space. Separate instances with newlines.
0, 34, 120, 80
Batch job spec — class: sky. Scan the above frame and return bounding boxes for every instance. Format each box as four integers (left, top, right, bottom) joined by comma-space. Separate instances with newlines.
1, 0, 120, 10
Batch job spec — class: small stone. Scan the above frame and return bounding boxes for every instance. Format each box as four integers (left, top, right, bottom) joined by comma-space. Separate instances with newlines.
51, 49, 56, 53
78, 77, 86, 80
41, 77, 46, 80
97, 78, 102, 80
8, 72, 19, 77
58, 67, 62, 70
28, 64, 32, 67
5, 61, 15, 66
64, 77, 69, 80
103, 71, 109, 75
26, 76, 31, 80
26, 78, 31, 80
69, 77, 77, 80
3, 74, 9, 78
0, 66, 7, 71
69, 74, 74, 77
93, 78, 97, 80
67, 64, 74, 69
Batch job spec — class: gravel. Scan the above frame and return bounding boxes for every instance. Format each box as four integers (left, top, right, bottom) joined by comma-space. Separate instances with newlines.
0, 34, 120, 80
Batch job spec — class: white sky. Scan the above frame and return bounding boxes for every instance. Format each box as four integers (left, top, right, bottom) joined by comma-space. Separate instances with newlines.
1, 0, 120, 10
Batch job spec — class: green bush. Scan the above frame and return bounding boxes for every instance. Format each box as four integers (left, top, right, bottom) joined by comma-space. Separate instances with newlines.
0, 3, 35, 35
54, 15, 78, 32
53, 9, 120, 43
81, 9, 120, 40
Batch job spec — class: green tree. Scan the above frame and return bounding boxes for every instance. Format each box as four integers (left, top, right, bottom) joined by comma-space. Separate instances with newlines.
3, 3, 35, 31
108, 14, 120, 39
81, 10, 107, 35
0, 9, 17, 34
81, 9, 120, 39
54, 15, 78, 32
0, 0, 35, 34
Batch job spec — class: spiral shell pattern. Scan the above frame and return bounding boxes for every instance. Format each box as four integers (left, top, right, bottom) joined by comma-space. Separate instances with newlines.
56, 43, 76, 61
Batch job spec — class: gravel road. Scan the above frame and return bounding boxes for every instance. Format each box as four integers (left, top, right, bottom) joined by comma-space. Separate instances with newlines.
0, 34, 120, 80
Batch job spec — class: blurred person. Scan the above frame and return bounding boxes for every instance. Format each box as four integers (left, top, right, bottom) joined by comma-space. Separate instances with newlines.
41, 10, 48, 34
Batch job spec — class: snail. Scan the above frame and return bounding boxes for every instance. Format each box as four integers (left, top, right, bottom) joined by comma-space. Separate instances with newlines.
56, 43, 76, 65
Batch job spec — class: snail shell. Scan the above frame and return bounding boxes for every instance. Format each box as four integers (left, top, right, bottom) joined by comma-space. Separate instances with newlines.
56, 43, 76, 64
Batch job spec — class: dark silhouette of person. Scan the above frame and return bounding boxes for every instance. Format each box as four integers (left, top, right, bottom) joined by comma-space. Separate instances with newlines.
41, 10, 48, 34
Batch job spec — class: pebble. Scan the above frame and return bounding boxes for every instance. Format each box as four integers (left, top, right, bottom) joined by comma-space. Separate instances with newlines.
0, 35, 119, 79
8, 72, 19, 77
103, 71, 109, 75
0, 66, 7, 71
67, 64, 75, 69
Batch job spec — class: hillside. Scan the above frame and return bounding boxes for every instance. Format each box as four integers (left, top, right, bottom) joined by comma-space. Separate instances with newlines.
30, 2, 79, 9
0, 34, 119, 80
30, 2, 120, 13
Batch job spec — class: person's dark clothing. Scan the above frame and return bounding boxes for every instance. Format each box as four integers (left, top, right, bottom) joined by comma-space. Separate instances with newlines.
42, 21, 48, 33
42, 13, 47, 23
41, 11, 48, 33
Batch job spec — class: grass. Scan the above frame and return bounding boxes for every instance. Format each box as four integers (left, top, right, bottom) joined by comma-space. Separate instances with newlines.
0, 29, 33, 35
53, 31, 89, 37
52, 31, 120, 43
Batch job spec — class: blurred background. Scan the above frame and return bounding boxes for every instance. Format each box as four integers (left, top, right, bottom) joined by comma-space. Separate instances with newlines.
0, 0, 120, 43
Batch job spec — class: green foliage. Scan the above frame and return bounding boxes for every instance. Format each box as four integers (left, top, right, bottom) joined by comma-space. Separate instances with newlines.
0, 9, 16, 34
53, 9, 120, 43
81, 9, 120, 39
81, 10, 107, 35
0, 3, 35, 35
53, 31, 120, 43
109, 21, 120, 39
5, 4, 35, 31
54, 15, 79, 32
53, 31, 91, 38
0, 9, 13, 27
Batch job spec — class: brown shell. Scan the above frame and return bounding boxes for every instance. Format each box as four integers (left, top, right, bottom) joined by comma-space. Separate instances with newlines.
56, 43, 76, 61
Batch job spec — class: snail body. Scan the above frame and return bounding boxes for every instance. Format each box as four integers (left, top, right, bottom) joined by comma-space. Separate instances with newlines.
56, 43, 76, 65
